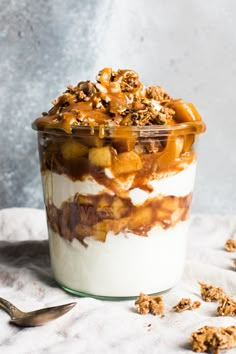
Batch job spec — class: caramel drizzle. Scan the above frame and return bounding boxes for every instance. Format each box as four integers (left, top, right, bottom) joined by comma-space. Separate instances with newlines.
32, 68, 206, 134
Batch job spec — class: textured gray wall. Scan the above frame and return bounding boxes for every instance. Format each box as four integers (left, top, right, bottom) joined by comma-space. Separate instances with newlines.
0, 0, 235, 213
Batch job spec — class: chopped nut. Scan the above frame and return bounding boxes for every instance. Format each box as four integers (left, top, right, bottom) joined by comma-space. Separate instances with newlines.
66, 81, 97, 102
198, 281, 225, 302
146, 86, 171, 103
224, 239, 236, 252
118, 70, 140, 92
135, 292, 164, 316
173, 298, 201, 312
190, 325, 236, 354
217, 296, 236, 317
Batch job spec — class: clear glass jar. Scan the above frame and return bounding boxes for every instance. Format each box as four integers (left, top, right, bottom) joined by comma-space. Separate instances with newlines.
35, 123, 205, 300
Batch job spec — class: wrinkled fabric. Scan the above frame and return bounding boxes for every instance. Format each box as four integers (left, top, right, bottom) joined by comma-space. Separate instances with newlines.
0, 209, 235, 354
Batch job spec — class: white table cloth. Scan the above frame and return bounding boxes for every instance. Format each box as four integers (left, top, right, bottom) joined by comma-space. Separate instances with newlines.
0, 208, 236, 354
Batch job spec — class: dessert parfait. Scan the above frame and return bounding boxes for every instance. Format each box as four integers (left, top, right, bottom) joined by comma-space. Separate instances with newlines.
32, 68, 206, 299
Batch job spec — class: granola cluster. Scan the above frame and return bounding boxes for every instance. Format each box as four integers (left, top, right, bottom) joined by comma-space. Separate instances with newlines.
198, 281, 236, 317
217, 296, 236, 317
135, 293, 164, 316
224, 239, 236, 252
135, 281, 236, 353
190, 326, 236, 354
33, 68, 204, 133
198, 282, 225, 302
173, 298, 201, 313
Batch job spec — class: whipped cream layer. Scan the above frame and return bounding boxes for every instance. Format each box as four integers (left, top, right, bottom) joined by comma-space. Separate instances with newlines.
42, 162, 196, 208
49, 220, 189, 297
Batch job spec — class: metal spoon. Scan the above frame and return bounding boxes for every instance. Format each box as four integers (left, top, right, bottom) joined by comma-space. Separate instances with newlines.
0, 296, 76, 327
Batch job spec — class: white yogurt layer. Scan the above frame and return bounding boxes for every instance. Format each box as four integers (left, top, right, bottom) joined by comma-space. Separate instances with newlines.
41, 173, 112, 208
129, 162, 196, 205
42, 162, 196, 208
48, 221, 189, 297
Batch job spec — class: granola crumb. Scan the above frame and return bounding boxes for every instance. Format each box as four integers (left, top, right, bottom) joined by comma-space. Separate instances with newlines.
224, 239, 236, 252
173, 298, 201, 312
217, 295, 236, 317
135, 292, 164, 316
190, 325, 236, 354
198, 281, 225, 302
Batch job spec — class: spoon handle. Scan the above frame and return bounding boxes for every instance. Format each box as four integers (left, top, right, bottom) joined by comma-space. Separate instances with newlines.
0, 296, 24, 319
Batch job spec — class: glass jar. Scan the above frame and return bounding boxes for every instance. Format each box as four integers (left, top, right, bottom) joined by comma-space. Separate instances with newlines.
35, 123, 205, 300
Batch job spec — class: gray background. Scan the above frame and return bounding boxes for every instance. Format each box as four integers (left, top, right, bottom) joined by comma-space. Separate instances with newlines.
0, 0, 235, 213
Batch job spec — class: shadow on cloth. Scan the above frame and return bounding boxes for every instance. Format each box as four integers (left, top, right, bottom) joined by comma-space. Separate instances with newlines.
0, 240, 57, 288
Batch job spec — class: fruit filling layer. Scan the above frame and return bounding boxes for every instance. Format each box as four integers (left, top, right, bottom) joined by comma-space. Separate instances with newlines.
46, 193, 192, 246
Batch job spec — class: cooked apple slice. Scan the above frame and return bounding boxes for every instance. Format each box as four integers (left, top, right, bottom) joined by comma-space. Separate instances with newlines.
112, 197, 130, 219
158, 135, 184, 169
75, 224, 92, 238
61, 140, 88, 160
92, 222, 107, 242
112, 138, 136, 153
106, 218, 129, 235
161, 197, 179, 212
129, 207, 152, 230
112, 129, 136, 153
113, 151, 142, 175
155, 209, 170, 221
80, 134, 104, 148
88, 146, 115, 167
168, 99, 202, 123
75, 221, 107, 242
170, 208, 184, 226
183, 134, 195, 152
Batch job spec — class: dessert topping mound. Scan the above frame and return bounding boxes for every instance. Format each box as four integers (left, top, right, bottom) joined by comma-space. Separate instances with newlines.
190, 325, 236, 354
173, 298, 201, 312
224, 239, 236, 252
135, 292, 164, 316
217, 295, 236, 317
33, 67, 205, 133
198, 281, 225, 302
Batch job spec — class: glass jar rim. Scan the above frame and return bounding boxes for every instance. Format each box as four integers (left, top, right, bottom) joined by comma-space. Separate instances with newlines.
32, 121, 206, 137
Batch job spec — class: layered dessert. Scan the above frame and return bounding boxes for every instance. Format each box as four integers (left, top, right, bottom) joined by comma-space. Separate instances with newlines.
33, 68, 205, 298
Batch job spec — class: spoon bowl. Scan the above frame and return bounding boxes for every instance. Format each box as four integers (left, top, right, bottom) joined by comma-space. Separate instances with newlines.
0, 296, 76, 327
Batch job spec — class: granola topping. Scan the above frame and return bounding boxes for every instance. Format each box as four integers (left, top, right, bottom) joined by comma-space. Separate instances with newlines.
217, 295, 236, 317
224, 239, 236, 252
135, 292, 164, 316
198, 281, 225, 302
190, 326, 236, 354
173, 298, 201, 312
32, 68, 205, 134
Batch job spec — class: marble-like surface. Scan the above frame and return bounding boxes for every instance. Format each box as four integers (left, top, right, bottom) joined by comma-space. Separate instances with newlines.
1, 0, 236, 213
0, 209, 236, 353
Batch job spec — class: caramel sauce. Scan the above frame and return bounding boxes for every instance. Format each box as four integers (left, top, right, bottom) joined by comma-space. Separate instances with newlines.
46, 193, 192, 246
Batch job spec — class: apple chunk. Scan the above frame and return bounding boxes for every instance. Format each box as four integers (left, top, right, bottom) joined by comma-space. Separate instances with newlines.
113, 151, 142, 175
158, 136, 184, 168
61, 141, 89, 160
88, 146, 115, 167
